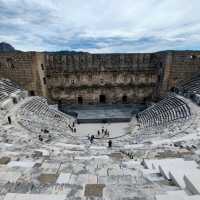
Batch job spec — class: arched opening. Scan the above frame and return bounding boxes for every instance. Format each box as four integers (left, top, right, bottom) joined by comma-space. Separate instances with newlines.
58, 100, 62, 110
41, 64, 44, 70
170, 87, 175, 92
43, 77, 46, 85
29, 90, 35, 96
99, 95, 106, 104
12, 97, 17, 104
122, 95, 128, 104
78, 96, 83, 104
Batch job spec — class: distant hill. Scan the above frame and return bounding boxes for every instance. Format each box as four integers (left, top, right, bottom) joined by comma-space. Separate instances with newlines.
45, 50, 88, 55
0, 42, 86, 54
0, 42, 16, 52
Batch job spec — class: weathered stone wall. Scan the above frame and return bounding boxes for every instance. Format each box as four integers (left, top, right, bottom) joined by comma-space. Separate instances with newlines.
46, 71, 157, 104
45, 53, 158, 104
45, 53, 154, 72
50, 86, 154, 104
0, 51, 200, 105
0, 52, 45, 96
158, 51, 200, 96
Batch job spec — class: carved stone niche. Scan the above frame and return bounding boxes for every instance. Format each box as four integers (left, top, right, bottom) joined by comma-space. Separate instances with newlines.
124, 55, 133, 66
99, 78, 104, 85
79, 55, 87, 67
111, 55, 120, 66
54, 55, 63, 65
65, 55, 71, 66
92, 55, 105, 67
6, 57, 15, 69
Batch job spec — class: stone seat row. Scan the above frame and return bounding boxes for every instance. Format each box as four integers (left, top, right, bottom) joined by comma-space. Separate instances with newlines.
20, 97, 72, 123
143, 158, 200, 198
138, 117, 187, 136
18, 96, 74, 133
0, 79, 21, 90
181, 84, 200, 95
0, 79, 24, 103
176, 76, 200, 105
0, 92, 8, 102
19, 118, 69, 134
137, 94, 191, 128
180, 75, 200, 89
176, 75, 200, 95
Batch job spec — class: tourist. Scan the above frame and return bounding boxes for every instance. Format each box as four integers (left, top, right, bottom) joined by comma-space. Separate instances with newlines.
97, 130, 100, 136
7, 116, 11, 124
72, 122, 75, 127
108, 140, 112, 148
73, 128, 76, 133
102, 127, 104, 133
136, 114, 139, 122
87, 134, 90, 140
38, 135, 43, 142
44, 129, 49, 134
68, 125, 73, 132
107, 131, 110, 137
68, 124, 72, 130
90, 135, 95, 143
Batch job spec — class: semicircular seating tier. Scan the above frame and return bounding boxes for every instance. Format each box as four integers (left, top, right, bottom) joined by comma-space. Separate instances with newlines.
176, 75, 200, 105
17, 96, 74, 134
0, 79, 26, 104
137, 94, 191, 129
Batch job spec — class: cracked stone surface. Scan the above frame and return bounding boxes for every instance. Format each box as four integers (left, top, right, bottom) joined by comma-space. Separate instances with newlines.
0, 88, 200, 199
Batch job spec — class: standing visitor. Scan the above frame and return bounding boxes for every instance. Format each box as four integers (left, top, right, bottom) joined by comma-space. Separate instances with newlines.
108, 140, 112, 148
90, 135, 95, 143
8, 116, 11, 124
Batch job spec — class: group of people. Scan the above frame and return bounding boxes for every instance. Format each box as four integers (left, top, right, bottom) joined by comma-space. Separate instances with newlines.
88, 134, 95, 143
87, 134, 112, 148
68, 122, 76, 133
6, 113, 113, 147
87, 126, 113, 148
97, 127, 110, 137
38, 129, 52, 142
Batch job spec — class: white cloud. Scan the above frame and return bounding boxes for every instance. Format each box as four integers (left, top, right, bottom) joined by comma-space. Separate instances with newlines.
0, 0, 200, 52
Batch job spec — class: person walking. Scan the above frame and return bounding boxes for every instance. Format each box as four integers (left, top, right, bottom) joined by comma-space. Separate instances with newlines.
90, 135, 95, 143
8, 116, 11, 124
108, 140, 112, 148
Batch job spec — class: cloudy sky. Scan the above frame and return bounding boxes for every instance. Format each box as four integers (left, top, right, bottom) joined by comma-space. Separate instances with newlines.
0, 0, 200, 53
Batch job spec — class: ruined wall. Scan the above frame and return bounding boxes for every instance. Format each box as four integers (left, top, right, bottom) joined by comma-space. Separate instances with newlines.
0, 51, 200, 105
0, 52, 45, 96
45, 53, 158, 104
46, 71, 157, 104
158, 51, 200, 96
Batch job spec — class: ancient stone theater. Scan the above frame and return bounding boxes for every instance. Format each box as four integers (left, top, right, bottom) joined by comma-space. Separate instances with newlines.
1, 46, 200, 199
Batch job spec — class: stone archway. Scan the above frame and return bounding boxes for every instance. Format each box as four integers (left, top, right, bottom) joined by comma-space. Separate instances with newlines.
99, 95, 106, 104
78, 96, 83, 104
122, 95, 128, 104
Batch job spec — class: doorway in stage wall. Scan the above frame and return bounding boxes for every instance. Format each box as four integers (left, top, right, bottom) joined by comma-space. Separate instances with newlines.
29, 90, 35, 96
122, 95, 128, 104
78, 96, 83, 104
99, 95, 106, 104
